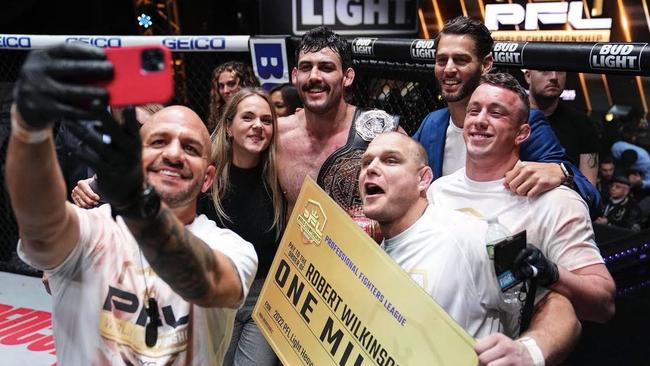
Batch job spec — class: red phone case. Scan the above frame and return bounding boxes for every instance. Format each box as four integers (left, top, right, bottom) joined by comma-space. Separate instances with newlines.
101, 45, 173, 106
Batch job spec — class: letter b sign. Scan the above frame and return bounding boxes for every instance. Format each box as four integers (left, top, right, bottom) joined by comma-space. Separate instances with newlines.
250, 39, 290, 89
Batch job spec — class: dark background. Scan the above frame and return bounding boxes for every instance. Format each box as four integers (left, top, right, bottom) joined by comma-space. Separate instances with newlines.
0, 0, 260, 36
1, 2, 649, 365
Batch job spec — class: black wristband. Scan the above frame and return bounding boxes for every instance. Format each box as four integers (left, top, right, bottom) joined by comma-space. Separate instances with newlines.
539, 261, 560, 287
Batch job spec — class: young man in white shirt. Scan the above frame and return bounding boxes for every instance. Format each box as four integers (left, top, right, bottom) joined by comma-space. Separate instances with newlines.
360, 132, 581, 366
427, 73, 615, 326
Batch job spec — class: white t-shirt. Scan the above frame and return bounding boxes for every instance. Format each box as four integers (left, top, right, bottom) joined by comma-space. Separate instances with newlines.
18, 204, 257, 365
382, 205, 512, 338
427, 168, 605, 333
442, 117, 466, 177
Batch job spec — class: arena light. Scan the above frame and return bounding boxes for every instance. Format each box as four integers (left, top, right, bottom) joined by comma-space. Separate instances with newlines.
138, 13, 153, 29
606, 104, 633, 122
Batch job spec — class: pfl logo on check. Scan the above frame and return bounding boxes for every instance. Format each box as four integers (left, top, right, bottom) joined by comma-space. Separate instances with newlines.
297, 199, 327, 245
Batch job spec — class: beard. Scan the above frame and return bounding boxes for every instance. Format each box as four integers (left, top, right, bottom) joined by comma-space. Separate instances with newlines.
437, 70, 482, 103
531, 88, 561, 109
146, 162, 201, 209
299, 81, 340, 115
156, 180, 201, 208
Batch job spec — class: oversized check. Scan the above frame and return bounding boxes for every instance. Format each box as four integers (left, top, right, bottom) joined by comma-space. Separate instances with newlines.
253, 177, 477, 365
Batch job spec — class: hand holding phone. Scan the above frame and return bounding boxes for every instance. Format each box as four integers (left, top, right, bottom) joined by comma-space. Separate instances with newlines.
100, 45, 174, 106
513, 245, 559, 287
493, 230, 527, 292
14, 43, 112, 129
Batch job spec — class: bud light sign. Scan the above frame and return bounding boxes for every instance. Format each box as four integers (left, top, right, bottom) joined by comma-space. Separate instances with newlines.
293, 0, 418, 35
590, 43, 646, 72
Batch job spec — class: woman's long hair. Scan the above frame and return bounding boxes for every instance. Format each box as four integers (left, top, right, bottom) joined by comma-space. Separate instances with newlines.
210, 88, 285, 237
207, 61, 260, 133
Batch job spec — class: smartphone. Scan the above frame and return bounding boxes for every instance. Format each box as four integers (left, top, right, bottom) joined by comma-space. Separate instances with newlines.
100, 45, 173, 106
493, 230, 526, 291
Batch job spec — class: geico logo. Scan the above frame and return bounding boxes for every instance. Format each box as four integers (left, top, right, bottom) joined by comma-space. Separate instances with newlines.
102, 285, 189, 328
0, 36, 31, 48
485, 1, 612, 31
493, 42, 519, 52
599, 44, 634, 55
414, 39, 434, 49
299, 0, 410, 26
162, 37, 225, 50
65, 37, 122, 48
493, 51, 521, 64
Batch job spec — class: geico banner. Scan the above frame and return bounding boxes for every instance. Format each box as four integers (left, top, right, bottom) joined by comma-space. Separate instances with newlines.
0, 35, 250, 52
293, 0, 418, 35
253, 177, 477, 366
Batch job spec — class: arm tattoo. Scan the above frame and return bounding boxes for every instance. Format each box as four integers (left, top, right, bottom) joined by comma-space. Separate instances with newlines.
587, 154, 598, 169
128, 209, 218, 302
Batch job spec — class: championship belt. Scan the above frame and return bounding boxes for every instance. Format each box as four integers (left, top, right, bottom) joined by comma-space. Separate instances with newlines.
317, 108, 400, 243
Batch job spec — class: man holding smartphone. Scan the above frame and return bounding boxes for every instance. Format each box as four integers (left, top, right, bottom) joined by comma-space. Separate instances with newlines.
427, 73, 615, 326
359, 132, 581, 366
6, 43, 257, 365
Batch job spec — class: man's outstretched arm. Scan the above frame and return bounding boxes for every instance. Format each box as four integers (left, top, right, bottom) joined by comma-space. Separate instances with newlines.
7, 108, 79, 269
6, 44, 112, 269
126, 210, 247, 309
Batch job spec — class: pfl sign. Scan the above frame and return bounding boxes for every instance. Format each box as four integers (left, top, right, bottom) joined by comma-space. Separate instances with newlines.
485, 1, 612, 31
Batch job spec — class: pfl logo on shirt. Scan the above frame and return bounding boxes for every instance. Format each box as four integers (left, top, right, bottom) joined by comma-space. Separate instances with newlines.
590, 43, 646, 72
409, 39, 435, 60
492, 42, 527, 66
351, 38, 377, 56
249, 38, 290, 89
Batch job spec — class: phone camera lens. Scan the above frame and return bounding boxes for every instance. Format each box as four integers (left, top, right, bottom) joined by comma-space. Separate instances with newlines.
141, 49, 165, 72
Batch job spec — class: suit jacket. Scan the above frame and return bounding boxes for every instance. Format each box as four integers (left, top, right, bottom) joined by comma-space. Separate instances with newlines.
413, 107, 601, 218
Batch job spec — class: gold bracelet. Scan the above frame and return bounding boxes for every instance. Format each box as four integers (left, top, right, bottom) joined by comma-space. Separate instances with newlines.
11, 113, 51, 144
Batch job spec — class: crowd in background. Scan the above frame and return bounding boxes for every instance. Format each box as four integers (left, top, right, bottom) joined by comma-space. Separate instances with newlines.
594, 112, 650, 233
513, 68, 649, 235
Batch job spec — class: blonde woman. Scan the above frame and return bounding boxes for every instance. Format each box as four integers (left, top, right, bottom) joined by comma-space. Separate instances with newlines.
198, 88, 284, 365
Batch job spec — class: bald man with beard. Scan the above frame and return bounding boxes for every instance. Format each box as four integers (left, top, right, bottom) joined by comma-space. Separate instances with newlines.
7, 43, 257, 365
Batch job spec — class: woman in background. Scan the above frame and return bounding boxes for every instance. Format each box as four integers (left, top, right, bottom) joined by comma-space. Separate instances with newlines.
207, 61, 260, 133
198, 88, 284, 366
269, 82, 303, 117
